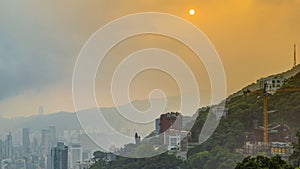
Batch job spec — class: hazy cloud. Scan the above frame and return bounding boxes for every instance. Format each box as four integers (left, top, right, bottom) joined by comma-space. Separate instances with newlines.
0, 0, 300, 116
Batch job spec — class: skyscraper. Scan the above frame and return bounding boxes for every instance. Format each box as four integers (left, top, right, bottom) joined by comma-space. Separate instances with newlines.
70, 143, 82, 168
49, 126, 56, 148
41, 129, 50, 154
5, 132, 12, 158
0, 139, 4, 160
51, 142, 68, 169
22, 128, 30, 154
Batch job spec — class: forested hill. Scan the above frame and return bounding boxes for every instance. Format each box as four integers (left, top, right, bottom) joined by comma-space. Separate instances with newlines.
89, 72, 300, 169
189, 72, 300, 157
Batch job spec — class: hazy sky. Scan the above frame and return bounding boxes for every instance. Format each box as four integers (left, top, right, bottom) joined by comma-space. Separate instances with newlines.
1, 0, 300, 117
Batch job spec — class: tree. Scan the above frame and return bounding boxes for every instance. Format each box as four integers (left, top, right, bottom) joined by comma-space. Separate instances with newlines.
235, 155, 293, 169
290, 132, 300, 167
187, 151, 211, 169
93, 151, 107, 159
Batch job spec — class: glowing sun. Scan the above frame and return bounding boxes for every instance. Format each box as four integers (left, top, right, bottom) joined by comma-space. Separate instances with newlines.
189, 9, 196, 16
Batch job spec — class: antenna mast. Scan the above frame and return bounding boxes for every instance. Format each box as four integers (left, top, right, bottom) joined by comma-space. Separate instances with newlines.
294, 44, 297, 68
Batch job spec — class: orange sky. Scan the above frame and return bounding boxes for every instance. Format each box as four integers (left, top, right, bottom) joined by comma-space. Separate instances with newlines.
0, 0, 300, 117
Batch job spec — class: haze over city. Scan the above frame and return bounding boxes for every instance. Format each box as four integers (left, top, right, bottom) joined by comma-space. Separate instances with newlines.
2, 1, 300, 169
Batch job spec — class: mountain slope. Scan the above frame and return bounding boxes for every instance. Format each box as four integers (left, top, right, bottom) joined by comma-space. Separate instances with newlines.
189, 71, 300, 156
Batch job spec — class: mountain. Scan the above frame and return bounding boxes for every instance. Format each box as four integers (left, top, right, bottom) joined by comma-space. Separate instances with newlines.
0, 112, 80, 133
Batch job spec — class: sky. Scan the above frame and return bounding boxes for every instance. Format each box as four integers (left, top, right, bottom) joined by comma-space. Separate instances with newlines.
0, 0, 300, 117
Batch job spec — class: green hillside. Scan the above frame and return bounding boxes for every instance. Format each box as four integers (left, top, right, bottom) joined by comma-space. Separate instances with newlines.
187, 72, 300, 168
90, 72, 300, 169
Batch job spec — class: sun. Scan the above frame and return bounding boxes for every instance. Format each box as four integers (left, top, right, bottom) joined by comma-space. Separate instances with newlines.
189, 9, 196, 16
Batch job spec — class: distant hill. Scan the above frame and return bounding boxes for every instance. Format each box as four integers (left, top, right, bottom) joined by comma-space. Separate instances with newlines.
0, 96, 182, 133
0, 112, 80, 134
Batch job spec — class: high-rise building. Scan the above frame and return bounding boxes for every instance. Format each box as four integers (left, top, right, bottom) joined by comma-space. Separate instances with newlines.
49, 126, 56, 148
41, 129, 50, 153
51, 142, 68, 169
70, 143, 82, 168
22, 128, 30, 154
15, 159, 26, 169
5, 132, 13, 158
0, 139, 4, 160
31, 137, 38, 153
39, 153, 48, 169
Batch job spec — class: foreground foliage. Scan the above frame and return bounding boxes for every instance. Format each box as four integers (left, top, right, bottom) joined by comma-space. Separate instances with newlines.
235, 155, 293, 169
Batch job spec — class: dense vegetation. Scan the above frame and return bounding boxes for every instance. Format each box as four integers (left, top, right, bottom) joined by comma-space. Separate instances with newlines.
290, 132, 300, 167
90, 73, 300, 169
235, 155, 294, 169
90, 153, 189, 169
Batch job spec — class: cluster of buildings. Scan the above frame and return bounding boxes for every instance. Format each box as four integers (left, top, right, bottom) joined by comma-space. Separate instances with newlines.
241, 123, 296, 159
155, 112, 191, 160
257, 75, 285, 94
0, 127, 94, 169
239, 75, 296, 158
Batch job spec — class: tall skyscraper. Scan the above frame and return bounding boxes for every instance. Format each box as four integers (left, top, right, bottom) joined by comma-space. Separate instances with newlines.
0, 139, 4, 160
51, 142, 68, 169
22, 128, 30, 154
41, 129, 50, 153
70, 143, 82, 168
5, 132, 13, 158
49, 126, 56, 148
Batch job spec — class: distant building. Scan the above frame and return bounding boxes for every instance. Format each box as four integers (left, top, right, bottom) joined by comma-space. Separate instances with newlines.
159, 112, 182, 134
74, 159, 94, 169
258, 75, 285, 93
39, 153, 48, 169
163, 129, 190, 160
1, 158, 12, 169
249, 123, 294, 143
0, 139, 4, 160
179, 131, 190, 152
242, 123, 295, 157
155, 118, 160, 135
163, 130, 190, 150
49, 126, 56, 148
41, 129, 50, 154
70, 143, 82, 168
51, 142, 68, 169
5, 132, 12, 159
15, 159, 26, 169
270, 142, 291, 158
22, 128, 30, 154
